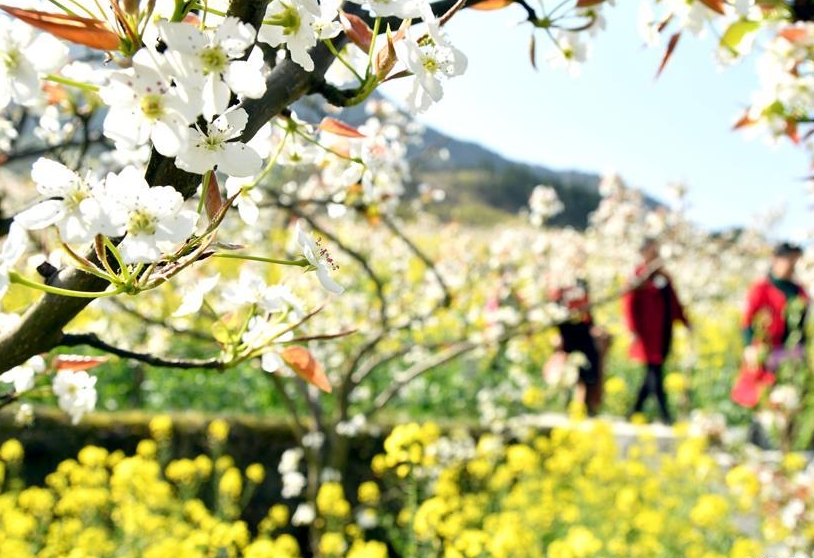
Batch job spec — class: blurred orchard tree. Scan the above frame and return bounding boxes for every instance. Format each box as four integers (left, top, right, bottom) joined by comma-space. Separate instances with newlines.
0, 0, 812, 434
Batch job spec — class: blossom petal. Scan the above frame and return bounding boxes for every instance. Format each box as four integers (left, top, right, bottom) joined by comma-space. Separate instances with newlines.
218, 142, 262, 177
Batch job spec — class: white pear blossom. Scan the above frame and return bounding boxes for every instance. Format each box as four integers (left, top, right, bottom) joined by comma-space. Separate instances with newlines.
665, 0, 717, 36
225, 176, 263, 225
175, 109, 262, 177
312, 0, 343, 39
352, 0, 426, 18
99, 48, 198, 157
0, 355, 44, 393
222, 269, 271, 306
159, 18, 266, 120
0, 222, 26, 301
546, 31, 590, 76
52, 370, 98, 424
15, 158, 99, 243
0, 17, 68, 109
528, 185, 564, 226
258, 0, 321, 71
100, 167, 199, 263
173, 274, 221, 317
394, 11, 467, 113
295, 222, 344, 294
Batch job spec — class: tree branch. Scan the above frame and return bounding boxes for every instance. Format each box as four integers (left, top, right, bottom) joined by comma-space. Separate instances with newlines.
61, 333, 225, 369
366, 340, 477, 417
0, 13, 348, 372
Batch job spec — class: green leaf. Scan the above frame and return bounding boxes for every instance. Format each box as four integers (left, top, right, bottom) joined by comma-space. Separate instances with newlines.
720, 19, 760, 53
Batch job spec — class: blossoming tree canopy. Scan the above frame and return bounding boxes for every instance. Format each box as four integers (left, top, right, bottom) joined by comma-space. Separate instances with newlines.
1, 0, 814, 423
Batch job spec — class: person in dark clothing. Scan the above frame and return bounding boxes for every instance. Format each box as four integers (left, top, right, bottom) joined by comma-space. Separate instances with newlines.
551, 279, 608, 416
622, 238, 690, 424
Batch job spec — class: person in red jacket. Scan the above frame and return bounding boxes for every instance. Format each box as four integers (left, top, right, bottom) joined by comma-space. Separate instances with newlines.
622, 238, 690, 424
740, 242, 808, 379
736, 242, 808, 445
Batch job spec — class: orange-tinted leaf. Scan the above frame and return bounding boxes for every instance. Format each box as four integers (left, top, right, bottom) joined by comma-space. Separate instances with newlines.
576, 0, 605, 7
319, 117, 366, 138
281, 346, 332, 393
469, 0, 513, 10
340, 11, 373, 52
52, 354, 108, 371
656, 32, 681, 78
779, 26, 810, 44
42, 83, 68, 105
0, 5, 119, 50
698, 0, 725, 15
786, 119, 800, 144
732, 112, 755, 130
203, 172, 223, 221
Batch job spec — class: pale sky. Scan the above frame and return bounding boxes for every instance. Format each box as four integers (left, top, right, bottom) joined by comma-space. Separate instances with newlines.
379, 1, 813, 239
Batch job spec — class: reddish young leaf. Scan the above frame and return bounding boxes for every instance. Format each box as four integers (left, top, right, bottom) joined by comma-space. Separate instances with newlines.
698, 0, 725, 15
576, 0, 605, 7
52, 354, 108, 371
469, 0, 513, 10
656, 32, 681, 78
203, 172, 223, 221
779, 26, 810, 44
340, 11, 373, 52
786, 119, 800, 144
42, 83, 69, 105
318, 117, 366, 138
183, 13, 201, 25
0, 5, 120, 50
281, 346, 332, 393
731, 112, 755, 130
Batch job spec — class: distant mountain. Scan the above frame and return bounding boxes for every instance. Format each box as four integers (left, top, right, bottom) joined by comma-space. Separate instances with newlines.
296, 93, 607, 227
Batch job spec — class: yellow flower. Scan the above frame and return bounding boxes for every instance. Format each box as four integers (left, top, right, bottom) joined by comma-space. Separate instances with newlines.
18, 486, 55, 516
77, 445, 108, 468
629, 412, 648, 425
194, 455, 213, 479
268, 504, 289, 528
347, 540, 388, 558
148, 414, 173, 441
782, 451, 807, 473
136, 439, 157, 459
690, 494, 729, 528
604, 376, 626, 396
521, 386, 546, 409
166, 459, 199, 486
565, 526, 602, 557
0, 438, 24, 462
246, 463, 265, 485
357, 481, 380, 506
729, 538, 762, 558
316, 481, 351, 517
370, 454, 387, 476
218, 467, 242, 500
207, 418, 230, 444
664, 372, 687, 394
318, 532, 347, 556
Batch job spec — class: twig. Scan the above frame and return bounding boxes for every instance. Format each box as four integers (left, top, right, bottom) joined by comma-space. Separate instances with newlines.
61, 332, 225, 370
